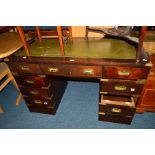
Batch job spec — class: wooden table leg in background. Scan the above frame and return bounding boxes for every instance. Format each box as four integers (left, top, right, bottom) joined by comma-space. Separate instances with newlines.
16, 26, 30, 56
0, 105, 3, 113
36, 26, 42, 45
57, 26, 64, 56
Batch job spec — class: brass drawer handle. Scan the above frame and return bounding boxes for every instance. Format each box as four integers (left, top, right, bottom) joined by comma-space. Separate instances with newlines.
83, 69, 94, 74
111, 108, 122, 113
26, 80, 35, 84
48, 67, 59, 73
30, 90, 39, 95
44, 102, 48, 105
21, 66, 30, 71
118, 70, 131, 76
114, 85, 127, 91
34, 100, 42, 104
130, 88, 135, 92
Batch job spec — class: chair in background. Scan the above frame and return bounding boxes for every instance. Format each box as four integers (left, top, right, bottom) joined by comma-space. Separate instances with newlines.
17, 26, 72, 56
35, 26, 72, 54
0, 62, 22, 113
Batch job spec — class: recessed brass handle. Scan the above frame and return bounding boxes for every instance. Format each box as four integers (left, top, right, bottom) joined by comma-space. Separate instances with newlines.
21, 66, 30, 71
26, 80, 35, 84
114, 85, 127, 91
48, 67, 59, 73
44, 102, 48, 105
34, 100, 42, 104
30, 90, 39, 95
130, 88, 135, 92
111, 108, 122, 113
118, 70, 131, 76
83, 69, 94, 74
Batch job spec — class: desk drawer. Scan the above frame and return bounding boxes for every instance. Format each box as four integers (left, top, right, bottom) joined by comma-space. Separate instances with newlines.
100, 79, 144, 96
26, 104, 57, 115
40, 64, 69, 76
99, 95, 135, 116
9, 62, 41, 75
15, 75, 49, 87
40, 64, 102, 78
99, 113, 133, 124
23, 95, 55, 107
69, 66, 102, 78
19, 85, 52, 98
103, 66, 149, 79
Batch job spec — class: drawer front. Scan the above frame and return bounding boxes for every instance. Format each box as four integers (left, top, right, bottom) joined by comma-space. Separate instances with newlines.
19, 85, 52, 98
69, 66, 102, 78
99, 104, 135, 116
40, 64, 69, 76
99, 94, 135, 117
99, 113, 133, 124
103, 66, 149, 79
9, 62, 41, 75
40, 64, 102, 78
100, 94, 135, 107
23, 95, 55, 107
100, 79, 144, 95
26, 104, 56, 115
15, 75, 49, 87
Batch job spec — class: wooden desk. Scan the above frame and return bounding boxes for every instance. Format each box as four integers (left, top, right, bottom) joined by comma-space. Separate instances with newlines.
5, 36, 152, 124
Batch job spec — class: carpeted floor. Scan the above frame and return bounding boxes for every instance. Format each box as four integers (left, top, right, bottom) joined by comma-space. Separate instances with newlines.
0, 82, 155, 129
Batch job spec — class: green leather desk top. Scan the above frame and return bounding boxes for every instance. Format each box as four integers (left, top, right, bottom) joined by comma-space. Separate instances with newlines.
15, 38, 136, 59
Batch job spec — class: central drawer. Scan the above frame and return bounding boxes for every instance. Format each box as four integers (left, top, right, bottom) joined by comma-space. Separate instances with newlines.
40, 64, 102, 78
100, 79, 144, 96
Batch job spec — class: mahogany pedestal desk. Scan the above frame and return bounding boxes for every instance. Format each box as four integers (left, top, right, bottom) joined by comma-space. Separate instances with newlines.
5, 27, 152, 124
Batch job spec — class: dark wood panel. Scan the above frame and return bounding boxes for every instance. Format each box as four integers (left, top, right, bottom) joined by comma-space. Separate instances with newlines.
26, 104, 57, 115
24, 78, 67, 115
19, 85, 52, 98
137, 55, 155, 113
99, 104, 135, 116
103, 66, 150, 79
7, 55, 149, 67
15, 75, 49, 87
8, 62, 41, 75
40, 64, 102, 78
24, 95, 55, 107
100, 79, 144, 96
99, 113, 133, 124
99, 94, 135, 116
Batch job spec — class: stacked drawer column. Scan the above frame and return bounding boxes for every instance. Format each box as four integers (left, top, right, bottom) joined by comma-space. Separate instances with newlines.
8, 62, 67, 115
99, 65, 151, 124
